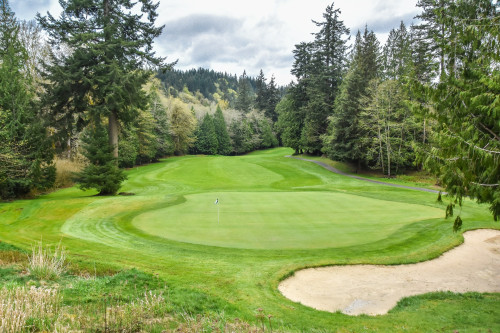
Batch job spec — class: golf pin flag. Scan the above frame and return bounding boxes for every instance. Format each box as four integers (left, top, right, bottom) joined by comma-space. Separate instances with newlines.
214, 198, 219, 205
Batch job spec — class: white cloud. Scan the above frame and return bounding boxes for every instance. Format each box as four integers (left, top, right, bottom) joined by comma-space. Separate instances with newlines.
12, 0, 420, 85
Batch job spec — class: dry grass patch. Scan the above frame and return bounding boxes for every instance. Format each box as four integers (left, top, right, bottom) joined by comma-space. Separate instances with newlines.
0, 286, 60, 333
54, 157, 84, 188
28, 241, 67, 280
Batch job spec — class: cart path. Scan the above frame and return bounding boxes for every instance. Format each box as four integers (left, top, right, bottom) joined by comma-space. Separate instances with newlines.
287, 155, 441, 194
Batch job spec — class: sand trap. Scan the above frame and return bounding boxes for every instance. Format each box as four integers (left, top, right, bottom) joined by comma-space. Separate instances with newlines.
278, 229, 500, 316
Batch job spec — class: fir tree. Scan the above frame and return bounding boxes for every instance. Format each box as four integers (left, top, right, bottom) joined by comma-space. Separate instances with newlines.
254, 69, 267, 111
294, 2, 350, 154
235, 70, 253, 113
0, 0, 54, 199
383, 22, 412, 81
38, 0, 170, 159
275, 94, 303, 154
323, 27, 381, 168
213, 105, 232, 155
194, 113, 218, 155
74, 120, 126, 195
415, 0, 500, 222
265, 75, 280, 122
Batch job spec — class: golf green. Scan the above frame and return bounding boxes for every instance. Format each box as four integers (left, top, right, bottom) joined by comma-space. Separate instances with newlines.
132, 191, 443, 249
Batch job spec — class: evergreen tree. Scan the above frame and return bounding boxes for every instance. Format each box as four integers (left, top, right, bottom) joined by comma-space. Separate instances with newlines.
74, 120, 126, 195
147, 78, 173, 159
414, 0, 451, 77
383, 22, 412, 81
323, 27, 380, 168
409, 23, 437, 84
275, 94, 303, 154
213, 105, 232, 155
194, 113, 218, 155
265, 75, 280, 122
0, 0, 54, 199
323, 65, 364, 165
259, 118, 278, 148
235, 70, 253, 113
254, 69, 267, 111
415, 0, 499, 223
229, 118, 254, 154
293, 2, 350, 154
38, 0, 170, 159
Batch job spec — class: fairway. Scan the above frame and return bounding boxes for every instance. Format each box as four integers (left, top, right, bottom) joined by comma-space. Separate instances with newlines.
1, 147, 499, 332
133, 192, 443, 249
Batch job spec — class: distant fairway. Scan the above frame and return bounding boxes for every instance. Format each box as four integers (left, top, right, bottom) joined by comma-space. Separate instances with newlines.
133, 192, 442, 249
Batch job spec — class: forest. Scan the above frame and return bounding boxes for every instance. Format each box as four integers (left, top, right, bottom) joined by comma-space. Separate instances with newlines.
0, 0, 498, 221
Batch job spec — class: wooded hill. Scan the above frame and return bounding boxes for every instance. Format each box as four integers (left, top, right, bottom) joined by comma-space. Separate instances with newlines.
157, 67, 256, 103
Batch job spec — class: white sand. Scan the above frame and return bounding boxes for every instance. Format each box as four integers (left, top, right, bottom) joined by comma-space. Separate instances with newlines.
278, 229, 500, 315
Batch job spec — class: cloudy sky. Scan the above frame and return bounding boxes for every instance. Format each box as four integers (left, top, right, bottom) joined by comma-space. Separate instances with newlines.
12, 0, 420, 85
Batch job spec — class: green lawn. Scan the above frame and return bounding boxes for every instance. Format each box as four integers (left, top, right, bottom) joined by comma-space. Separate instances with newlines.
1, 147, 499, 332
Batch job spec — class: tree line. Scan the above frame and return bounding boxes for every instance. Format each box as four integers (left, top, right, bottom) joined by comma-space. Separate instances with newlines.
0, 0, 498, 225
275, 0, 498, 225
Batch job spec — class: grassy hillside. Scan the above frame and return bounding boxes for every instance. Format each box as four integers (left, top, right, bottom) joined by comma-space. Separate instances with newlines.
0, 147, 498, 332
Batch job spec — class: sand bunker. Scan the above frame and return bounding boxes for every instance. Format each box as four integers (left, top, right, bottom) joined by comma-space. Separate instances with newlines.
278, 229, 500, 316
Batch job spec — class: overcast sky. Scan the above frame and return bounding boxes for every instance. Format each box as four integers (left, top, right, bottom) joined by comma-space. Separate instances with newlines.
12, 0, 420, 85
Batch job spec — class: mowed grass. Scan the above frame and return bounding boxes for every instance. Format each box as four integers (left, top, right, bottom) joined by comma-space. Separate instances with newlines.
133, 192, 442, 249
1, 147, 499, 332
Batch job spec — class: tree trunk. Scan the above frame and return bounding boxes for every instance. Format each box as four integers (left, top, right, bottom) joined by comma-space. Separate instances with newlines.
423, 118, 426, 144
108, 110, 119, 159
377, 122, 384, 175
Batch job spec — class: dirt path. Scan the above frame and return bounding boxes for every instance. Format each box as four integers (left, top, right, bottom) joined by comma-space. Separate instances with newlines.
287, 156, 441, 193
278, 229, 500, 315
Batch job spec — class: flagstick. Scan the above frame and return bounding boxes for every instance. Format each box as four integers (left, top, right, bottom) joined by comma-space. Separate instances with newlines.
217, 204, 219, 224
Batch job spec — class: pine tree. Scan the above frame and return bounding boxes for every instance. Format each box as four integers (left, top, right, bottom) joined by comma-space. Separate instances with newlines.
416, 0, 500, 222
323, 65, 364, 165
414, 0, 451, 77
195, 113, 218, 155
300, 2, 350, 154
383, 22, 412, 81
275, 94, 303, 154
254, 69, 267, 111
323, 27, 381, 168
147, 78, 173, 159
74, 120, 126, 195
38, 0, 170, 159
265, 75, 280, 122
235, 70, 253, 113
0, 0, 54, 199
229, 118, 254, 154
213, 105, 232, 155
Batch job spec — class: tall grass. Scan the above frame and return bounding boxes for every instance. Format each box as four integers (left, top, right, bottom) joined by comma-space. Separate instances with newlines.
53, 157, 84, 188
59, 290, 172, 332
28, 241, 66, 280
0, 286, 60, 333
